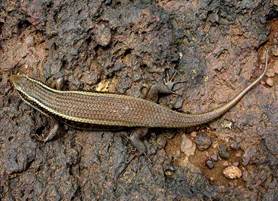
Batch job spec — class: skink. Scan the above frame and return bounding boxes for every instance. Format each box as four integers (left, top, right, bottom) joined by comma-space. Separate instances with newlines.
10, 58, 267, 129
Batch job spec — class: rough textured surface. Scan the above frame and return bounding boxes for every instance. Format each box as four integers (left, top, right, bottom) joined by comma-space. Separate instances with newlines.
0, 0, 277, 200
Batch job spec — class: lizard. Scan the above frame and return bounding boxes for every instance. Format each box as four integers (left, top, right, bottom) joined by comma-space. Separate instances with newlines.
9, 50, 268, 153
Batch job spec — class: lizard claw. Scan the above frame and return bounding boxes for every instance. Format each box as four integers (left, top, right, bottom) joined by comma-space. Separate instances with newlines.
163, 69, 187, 92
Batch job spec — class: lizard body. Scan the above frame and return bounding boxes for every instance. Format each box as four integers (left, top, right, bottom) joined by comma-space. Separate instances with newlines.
10, 62, 267, 129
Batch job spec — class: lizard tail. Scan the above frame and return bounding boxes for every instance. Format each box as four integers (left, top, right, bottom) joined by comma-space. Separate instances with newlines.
181, 49, 268, 127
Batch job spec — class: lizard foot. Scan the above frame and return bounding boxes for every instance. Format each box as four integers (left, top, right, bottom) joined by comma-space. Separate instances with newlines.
145, 69, 186, 101
163, 69, 187, 94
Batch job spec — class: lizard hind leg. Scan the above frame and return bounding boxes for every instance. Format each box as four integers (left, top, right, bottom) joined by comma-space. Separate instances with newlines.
128, 128, 155, 176
129, 128, 149, 155
146, 69, 186, 101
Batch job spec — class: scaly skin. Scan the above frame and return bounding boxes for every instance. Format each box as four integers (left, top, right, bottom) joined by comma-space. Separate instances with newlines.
10, 60, 267, 129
